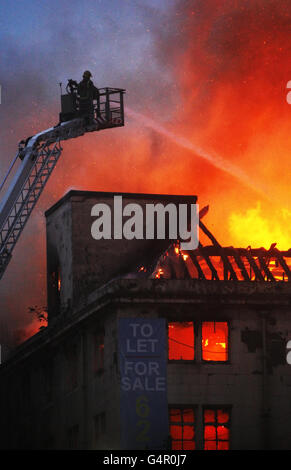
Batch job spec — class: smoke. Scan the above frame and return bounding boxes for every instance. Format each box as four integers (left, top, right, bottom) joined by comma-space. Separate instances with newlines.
153, 0, 291, 171
0, 0, 291, 346
149, 0, 291, 244
127, 107, 270, 199
0, 0, 174, 344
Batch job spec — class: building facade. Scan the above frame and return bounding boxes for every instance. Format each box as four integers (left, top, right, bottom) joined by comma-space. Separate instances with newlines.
0, 190, 290, 450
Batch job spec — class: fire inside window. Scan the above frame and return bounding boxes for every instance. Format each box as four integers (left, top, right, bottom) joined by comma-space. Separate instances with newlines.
204, 408, 230, 450
169, 407, 195, 450
168, 322, 194, 360
51, 265, 61, 293
57, 266, 61, 292
202, 321, 228, 361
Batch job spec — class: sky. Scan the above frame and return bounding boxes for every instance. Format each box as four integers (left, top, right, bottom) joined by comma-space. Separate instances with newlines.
0, 0, 290, 344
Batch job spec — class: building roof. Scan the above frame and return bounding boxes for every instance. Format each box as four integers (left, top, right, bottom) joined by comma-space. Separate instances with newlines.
45, 190, 197, 217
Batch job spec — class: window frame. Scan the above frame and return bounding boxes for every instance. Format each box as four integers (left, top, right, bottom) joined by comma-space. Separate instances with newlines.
93, 412, 106, 447
67, 424, 79, 450
201, 320, 230, 364
168, 405, 196, 450
64, 342, 79, 392
167, 319, 230, 364
93, 329, 105, 375
203, 405, 231, 450
42, 358, 54, 404
167, 320, 196, 363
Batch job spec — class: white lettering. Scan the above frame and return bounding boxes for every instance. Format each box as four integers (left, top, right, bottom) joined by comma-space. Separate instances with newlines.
123, 203, 144, 239
91, 203, 111, 239
91, 196, 199, 249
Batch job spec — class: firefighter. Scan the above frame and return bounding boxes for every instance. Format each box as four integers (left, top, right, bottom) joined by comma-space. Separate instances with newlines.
77, 70, 99, 121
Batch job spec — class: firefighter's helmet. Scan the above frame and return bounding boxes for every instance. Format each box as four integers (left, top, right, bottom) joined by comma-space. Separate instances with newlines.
83, 70, 92, 78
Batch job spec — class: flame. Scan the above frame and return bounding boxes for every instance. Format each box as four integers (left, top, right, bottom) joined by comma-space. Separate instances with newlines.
3, 0, 291, 343
229, 202, 291, 250
202, 322, 228, 361
155, 268, 164, 279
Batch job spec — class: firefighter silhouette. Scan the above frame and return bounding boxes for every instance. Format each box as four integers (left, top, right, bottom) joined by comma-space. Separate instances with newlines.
78, 70, 99, 119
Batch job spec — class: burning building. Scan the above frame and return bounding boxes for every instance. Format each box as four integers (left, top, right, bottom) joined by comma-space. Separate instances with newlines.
0, 190, 291, 450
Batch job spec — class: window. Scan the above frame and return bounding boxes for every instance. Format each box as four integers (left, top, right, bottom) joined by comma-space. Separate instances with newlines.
42, 360, 53, 403
202, 321, 228, 361
65, 343, 78, 391
50, 264, 61, 315
168, 322, 194, 360
43, 434, 54, 450
67, 425, 79, 449
94, 412, 106, 447
93, 332, 104, 373
204, 408, 230, 450
22, 372, 31, 408
168, 321, 229, 362
169, 407, 195, 450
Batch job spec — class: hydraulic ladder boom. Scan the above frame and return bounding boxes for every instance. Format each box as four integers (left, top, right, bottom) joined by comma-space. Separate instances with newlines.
0, 87, 125, 280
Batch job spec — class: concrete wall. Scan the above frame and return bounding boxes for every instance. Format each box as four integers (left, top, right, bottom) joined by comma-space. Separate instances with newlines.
0, 288, 291, 449
0, 307, 121, 450
2, 187, 290, 450
46, 196, 73, 319
45, 190, 197, 318
112, 298, 291, 450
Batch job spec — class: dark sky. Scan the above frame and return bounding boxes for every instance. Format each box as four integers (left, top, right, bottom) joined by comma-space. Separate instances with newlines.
0, 0, 179, 342
0, 0, 290, 344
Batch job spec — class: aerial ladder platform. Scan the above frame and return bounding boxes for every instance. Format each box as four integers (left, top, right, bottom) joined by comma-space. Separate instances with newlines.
0, 82, 125, 280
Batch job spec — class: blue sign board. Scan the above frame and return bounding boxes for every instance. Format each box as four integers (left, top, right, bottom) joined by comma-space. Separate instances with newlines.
118, 318, 169, 450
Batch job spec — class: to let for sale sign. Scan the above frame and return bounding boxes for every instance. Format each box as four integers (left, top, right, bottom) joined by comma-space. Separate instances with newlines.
118, 318, 168, 450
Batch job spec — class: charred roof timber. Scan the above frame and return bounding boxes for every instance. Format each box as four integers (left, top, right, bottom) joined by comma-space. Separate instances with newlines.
149, 224, 291, 283
150, 243, 291, 282
45, 190, 291, 303
135, 206, 291, 282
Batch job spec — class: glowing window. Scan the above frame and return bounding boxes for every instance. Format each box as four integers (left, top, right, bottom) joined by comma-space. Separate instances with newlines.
202, 321, 228, 361
204, 408, 230, 450
169, 407, 195, 450
168, 322, 194, 360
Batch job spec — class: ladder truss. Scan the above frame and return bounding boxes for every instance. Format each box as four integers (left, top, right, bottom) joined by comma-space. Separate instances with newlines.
0, 140, 62, 279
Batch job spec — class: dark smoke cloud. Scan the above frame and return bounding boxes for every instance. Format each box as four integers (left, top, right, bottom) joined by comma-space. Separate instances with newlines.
150, 0, 291, 200
154, 0, 291, 121
0, 0, 177, 345
1, 0, 290, 349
